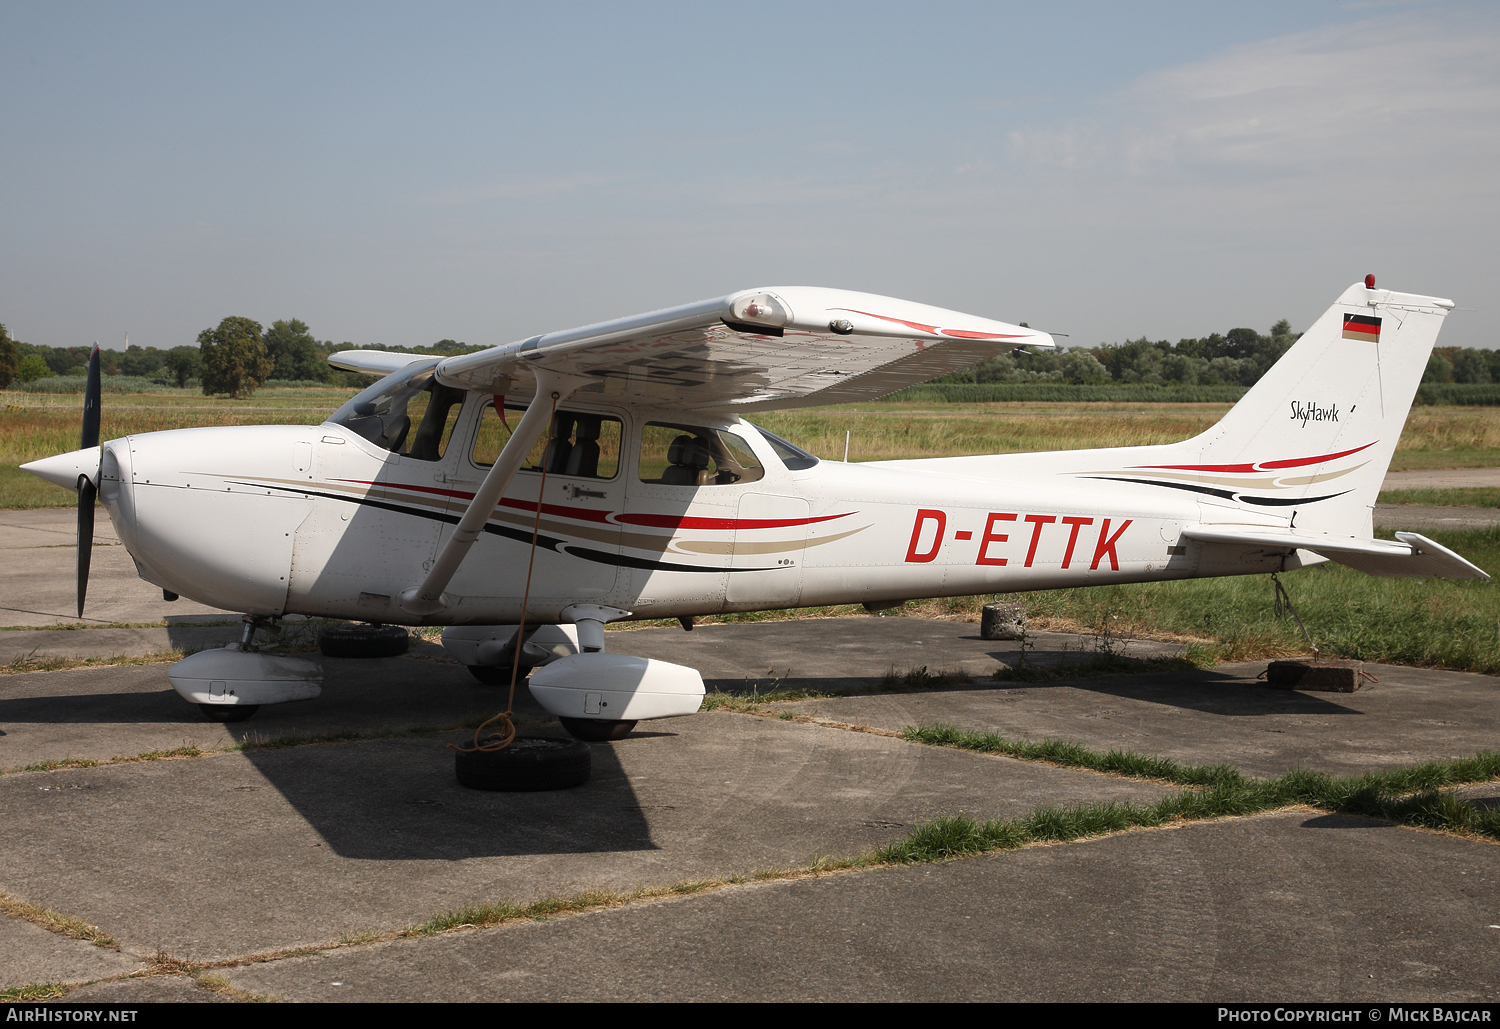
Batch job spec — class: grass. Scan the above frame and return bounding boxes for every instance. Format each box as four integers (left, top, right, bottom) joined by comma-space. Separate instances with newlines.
1378, 487, 1500, 508
8, 394, 1500, 508
0, 890, 117, 947
879, 729, 1500, 861
0, 983, 69, 1001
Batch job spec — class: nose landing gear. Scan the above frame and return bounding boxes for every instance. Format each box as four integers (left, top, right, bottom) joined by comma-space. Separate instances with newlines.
167, 615, 323, 723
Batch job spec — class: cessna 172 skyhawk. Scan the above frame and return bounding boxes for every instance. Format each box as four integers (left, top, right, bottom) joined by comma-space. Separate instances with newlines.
22, 278, 1487, 770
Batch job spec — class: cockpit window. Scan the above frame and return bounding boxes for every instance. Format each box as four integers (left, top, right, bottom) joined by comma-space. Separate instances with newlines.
753, 426, 820, 470
326, 361, 463, 462
638, 423, 765, 486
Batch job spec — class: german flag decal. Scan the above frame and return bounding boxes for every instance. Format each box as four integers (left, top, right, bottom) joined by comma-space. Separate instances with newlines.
1343, 314, 1382, 342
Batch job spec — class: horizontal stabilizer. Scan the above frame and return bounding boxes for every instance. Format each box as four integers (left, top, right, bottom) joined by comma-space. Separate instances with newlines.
327, 350, 433, 376
1182, 525, 1489, 580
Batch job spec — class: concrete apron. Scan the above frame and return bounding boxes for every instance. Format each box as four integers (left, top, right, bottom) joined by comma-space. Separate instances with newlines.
3, 617, 1498, 997
215, 810, 1500, 1003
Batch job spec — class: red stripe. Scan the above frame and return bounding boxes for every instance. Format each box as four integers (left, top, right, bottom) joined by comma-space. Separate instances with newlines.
1135, 441, 1377, 474
614, 511, 854, 531
1258, 442, 1376, 470
830, 309, 1026, 341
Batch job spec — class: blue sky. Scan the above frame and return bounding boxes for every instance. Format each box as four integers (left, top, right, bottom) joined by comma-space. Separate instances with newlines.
2, 1, 1497, 352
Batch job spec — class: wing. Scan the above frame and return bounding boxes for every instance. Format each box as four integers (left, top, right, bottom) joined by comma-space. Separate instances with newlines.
430, 287, 1053, 411
1183, 525, 1489, 579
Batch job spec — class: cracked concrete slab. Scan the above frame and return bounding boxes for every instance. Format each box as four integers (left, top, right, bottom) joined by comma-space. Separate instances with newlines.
0, 509, 233, 628
223, 811, 1500, 1003
63, 975, 231, 1002
0, 651, 534, 769
779, 660, 1500, 778
0, 913, 144, 990
0, 713, 1173, 961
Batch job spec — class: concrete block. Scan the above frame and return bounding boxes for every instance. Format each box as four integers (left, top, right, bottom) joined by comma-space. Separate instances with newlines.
1265, 659, 1364, 693
981, 603, 1026, 641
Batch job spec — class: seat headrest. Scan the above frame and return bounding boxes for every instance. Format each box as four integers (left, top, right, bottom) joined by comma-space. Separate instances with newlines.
667, 434, 710, 469
573, 415, 602, 443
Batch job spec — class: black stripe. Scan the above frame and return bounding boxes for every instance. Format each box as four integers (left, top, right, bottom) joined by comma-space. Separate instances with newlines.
1238, 490, 1351, 507
1343, 314, 1381, 328
561, 544, 778, 574
1082, 476, 1238, 501
235, 482, 567, 551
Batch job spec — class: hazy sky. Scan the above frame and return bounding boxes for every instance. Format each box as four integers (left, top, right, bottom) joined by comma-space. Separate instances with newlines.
3, 1, 1497, 352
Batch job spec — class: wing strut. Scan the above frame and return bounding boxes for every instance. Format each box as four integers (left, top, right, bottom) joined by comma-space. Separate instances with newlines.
397, 367, 591, 617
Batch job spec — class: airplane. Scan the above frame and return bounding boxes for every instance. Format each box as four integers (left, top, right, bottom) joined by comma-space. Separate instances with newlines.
21, 276, 1487, 790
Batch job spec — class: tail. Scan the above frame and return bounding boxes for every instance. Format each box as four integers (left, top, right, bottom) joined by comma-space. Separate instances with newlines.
1163, 280, 1452, 536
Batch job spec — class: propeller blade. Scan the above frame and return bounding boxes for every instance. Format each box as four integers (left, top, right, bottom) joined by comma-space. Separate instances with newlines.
77, 476, 96, 618
77, 343, 102, 617
81, 343, 101, 450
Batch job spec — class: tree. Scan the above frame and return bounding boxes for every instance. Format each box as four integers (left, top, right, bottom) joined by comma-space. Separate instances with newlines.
17, 355, 51, 382
198, 317, 273, 398
163, 346, 202, 388
263, 318, 330, 382
0, 323, 17, 389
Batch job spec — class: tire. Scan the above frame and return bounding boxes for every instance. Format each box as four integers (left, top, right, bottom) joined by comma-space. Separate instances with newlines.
559, 717, 637, 742
198, 703, 259, 723
467, 664, 531, 686
454, 736, 591, 792
319, 623, 409, 659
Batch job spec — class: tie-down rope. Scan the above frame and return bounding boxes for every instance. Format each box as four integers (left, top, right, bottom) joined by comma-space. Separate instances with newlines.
452, 390, 560, 754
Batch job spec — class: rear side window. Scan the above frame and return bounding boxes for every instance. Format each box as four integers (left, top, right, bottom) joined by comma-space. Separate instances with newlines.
755, 427, 819, 470
639, 423, 765, 487
470, 401, 622, 480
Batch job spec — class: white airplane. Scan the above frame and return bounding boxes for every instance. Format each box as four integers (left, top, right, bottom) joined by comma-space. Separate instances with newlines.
22, 278, 1486, 786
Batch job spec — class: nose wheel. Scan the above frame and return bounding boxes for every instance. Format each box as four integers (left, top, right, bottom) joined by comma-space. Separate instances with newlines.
198, 703, 260, 723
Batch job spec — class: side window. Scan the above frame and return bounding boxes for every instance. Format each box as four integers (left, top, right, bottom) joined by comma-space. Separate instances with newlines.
639, 423, 765, 487
403, 384, 465, 462
470, 401, 621, 479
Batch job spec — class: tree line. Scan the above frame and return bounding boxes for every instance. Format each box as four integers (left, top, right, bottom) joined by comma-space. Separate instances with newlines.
4, 315, 1498, 395
0, 318, 479, 395
942, 319, 1500, 389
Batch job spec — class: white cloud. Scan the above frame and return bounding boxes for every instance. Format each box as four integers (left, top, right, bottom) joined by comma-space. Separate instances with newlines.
1010, 12, 1500, 185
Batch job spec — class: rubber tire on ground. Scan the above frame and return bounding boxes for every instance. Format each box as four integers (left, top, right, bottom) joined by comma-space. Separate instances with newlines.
319, 623, 409, 658
454, 736, 592, 792
198, 703, 260, 723
467, 663, 532, 686
559, 717, 637, 742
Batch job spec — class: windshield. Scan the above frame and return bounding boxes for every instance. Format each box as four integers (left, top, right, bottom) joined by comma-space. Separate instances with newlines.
326, 360, 447, 454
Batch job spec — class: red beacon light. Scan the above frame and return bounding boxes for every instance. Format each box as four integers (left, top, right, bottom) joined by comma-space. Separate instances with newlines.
1365, 274, 1376, 289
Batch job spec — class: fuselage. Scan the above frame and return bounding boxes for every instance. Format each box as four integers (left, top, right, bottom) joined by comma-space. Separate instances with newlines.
97, 385, 1307, 625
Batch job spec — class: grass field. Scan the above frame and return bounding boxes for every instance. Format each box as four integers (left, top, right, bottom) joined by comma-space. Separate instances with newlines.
7, 388, 1500, 508
1377, 488, 1500, 508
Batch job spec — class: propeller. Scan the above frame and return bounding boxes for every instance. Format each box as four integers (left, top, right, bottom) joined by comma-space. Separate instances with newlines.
76, 343, 101, 618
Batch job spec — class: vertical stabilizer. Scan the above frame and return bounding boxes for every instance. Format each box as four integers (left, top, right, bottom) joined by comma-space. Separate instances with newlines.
1179, 281, 1452, 535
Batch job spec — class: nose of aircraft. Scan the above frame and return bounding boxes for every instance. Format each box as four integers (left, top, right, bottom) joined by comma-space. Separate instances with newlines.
21, 447, 101, 491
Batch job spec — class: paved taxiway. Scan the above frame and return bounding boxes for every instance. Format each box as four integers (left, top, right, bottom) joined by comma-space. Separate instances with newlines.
1, 498, 1498, 1002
